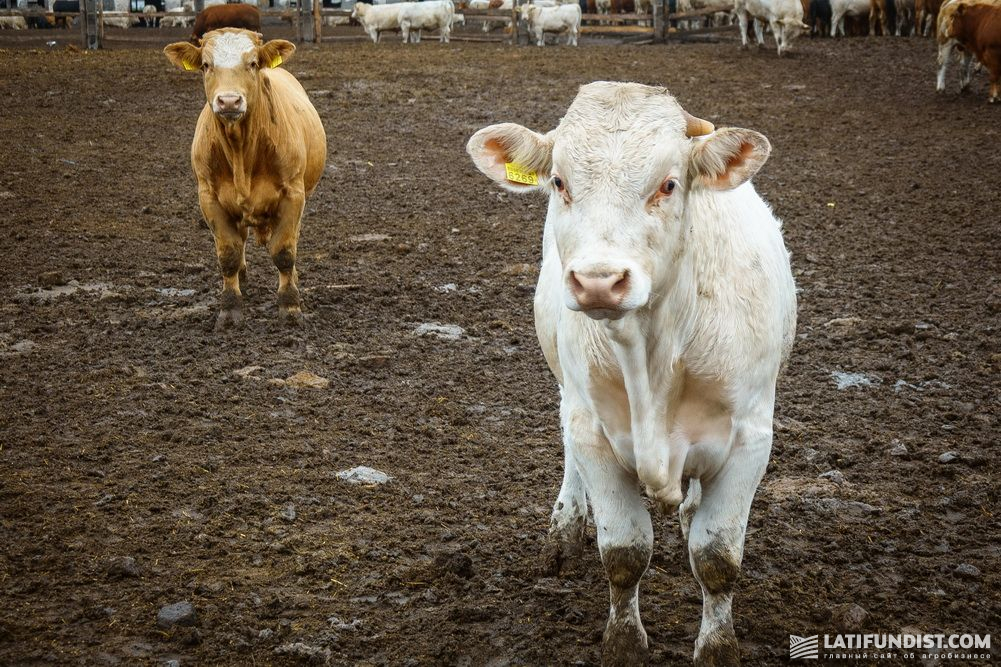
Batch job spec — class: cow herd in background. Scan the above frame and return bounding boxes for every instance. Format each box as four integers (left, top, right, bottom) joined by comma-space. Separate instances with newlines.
0, 0, 998, 97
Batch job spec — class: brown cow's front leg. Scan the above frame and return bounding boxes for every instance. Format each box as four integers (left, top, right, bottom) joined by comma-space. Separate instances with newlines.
269, 192, 305, 325
200, 195, 246, 330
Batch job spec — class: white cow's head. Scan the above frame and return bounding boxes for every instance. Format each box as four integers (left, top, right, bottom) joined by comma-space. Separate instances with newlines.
351, 2, 370, 19
164, 28, 295, 124
467, 82, 770, 320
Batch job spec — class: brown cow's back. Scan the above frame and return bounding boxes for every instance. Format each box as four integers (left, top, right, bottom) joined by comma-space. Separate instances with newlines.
192, 4, 261, 41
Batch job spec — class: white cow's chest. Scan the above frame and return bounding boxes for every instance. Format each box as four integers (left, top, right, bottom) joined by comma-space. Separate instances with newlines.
556, 323, 736, 480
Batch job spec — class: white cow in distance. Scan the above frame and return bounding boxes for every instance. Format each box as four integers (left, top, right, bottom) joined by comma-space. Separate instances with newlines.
0, 15, 28, 28
828, 0, 869, 35
351, 1, 405, 42
735, 0, 807, 54
467, 81, 796, 664
399, 0, 454, 42
518, 2, 581, 45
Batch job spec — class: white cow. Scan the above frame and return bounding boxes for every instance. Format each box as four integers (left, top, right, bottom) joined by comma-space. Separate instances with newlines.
469, 0, 511, 32
0, 15, 28, 28
399, 0, 454, 42
829, 0, 869, 34
467, 81, 796, 665
351, 1, 405, 42
102, 13, 139, 28
160, 7, 194, 28
735, 0, 806, 54
518, 2, 581, 45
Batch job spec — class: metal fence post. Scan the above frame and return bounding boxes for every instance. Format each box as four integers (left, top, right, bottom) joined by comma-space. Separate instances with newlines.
81, 0, 100, 49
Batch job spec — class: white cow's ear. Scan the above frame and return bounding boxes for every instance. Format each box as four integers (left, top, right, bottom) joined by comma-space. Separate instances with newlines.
467, 123, 552, 193
688, 128, 771, 191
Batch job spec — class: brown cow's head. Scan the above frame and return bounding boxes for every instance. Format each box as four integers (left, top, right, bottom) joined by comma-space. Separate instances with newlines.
164, 28, 294, 124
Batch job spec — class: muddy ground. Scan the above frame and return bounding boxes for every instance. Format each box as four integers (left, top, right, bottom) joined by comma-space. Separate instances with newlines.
0, 29, 998, 667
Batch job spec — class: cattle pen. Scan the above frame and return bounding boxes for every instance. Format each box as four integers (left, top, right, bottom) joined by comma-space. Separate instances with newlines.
0, 0, 741, 48
1, 8, 999, 667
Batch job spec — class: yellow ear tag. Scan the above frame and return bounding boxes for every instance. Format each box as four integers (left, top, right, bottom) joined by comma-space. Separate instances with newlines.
269, 54, 283, 68
504, 162, 538, 186
182, 59, 198, 71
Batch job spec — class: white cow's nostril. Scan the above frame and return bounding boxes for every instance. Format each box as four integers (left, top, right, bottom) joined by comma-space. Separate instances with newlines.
569, 269, 629, 311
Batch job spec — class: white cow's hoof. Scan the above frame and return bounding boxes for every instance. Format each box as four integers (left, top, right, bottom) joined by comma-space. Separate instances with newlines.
603, 618, 649, 667
694, 627, 740, 667
541, 513, 586, 575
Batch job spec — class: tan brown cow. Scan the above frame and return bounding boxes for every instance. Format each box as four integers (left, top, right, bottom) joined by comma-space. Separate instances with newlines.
940, 0, 1001, 100
164, 29, 326, 328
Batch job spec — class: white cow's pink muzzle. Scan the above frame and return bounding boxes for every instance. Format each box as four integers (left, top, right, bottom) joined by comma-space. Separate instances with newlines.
564, 261, 650, 319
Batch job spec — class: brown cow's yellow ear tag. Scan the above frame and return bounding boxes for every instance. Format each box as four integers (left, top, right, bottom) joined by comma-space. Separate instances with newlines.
269, 54, 283, 68
504, 162, 538, 186
182, 59, 197, 71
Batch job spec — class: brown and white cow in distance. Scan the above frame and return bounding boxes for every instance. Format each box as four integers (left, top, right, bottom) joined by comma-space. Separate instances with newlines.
165, 29, 326, 328
938, 0, 1001, 100
468, 82, 797, 664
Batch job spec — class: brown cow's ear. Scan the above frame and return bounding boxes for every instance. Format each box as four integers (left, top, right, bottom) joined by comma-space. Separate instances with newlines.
688, 127, 770, 191
164, 41, 202, 72
259, 39, 296, 69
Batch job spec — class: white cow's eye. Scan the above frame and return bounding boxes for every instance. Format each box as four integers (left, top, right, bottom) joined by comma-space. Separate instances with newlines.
552, 175, 565, 192
660, 179, 677, 197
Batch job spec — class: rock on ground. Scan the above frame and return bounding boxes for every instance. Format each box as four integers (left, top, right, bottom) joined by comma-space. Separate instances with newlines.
156, 601, 196, 629
336, 466, 392, 485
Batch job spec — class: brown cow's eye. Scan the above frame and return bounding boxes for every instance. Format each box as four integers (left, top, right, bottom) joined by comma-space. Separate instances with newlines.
660, 179, 677, 197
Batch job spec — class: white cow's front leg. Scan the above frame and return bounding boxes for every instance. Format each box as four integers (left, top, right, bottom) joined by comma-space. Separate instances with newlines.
567, 404, 653, 666
936, 41, 954, 92
542, 397, 589, 574
769, 18, 784, 55
687, 418, 772, 667
753, 18, 765, 47
736, 8, 750, 47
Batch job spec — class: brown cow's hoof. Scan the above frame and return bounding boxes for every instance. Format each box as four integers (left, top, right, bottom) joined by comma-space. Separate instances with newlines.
279, 305, 304, 326
216, 291, 244, 330
215, 308, 244, 331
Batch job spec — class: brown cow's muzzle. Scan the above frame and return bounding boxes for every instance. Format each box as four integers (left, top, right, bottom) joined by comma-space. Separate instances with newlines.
213, 93, 246, 121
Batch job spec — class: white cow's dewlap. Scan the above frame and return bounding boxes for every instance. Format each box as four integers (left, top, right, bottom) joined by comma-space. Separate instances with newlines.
211, 32, 255, 68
